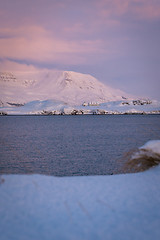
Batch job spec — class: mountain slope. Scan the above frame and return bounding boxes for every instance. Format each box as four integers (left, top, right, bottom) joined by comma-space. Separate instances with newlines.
0, 70, 132, 106
1, 70, 159, 115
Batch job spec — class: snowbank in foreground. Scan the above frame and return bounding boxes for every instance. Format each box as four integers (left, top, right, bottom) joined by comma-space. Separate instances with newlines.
0, 140, 160, 240
124, 140, 160, 173
139, 140, 160, 155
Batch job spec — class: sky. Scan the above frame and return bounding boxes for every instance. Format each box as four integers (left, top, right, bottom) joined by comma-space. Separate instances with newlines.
0, 0, 160, 100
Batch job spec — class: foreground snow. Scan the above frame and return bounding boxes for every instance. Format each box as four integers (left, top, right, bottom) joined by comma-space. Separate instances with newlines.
0, 141, 160, 240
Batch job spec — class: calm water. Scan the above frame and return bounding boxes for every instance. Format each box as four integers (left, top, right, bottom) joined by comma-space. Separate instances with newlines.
0, 115, 160, 176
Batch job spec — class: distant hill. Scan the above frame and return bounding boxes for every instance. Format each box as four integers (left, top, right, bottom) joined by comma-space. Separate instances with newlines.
0, 70, 159, 115
0, 70, 132, 105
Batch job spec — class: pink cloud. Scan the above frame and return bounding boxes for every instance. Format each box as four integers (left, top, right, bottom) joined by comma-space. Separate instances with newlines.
0, 60, 39, 72
132, 0, 160, 20
0, 26, 109, 65
62, 0, 160, 37
98, 0, 129, 17
64, 23, 90, 34
1, 0, 159, 73
96, 0, 160, 20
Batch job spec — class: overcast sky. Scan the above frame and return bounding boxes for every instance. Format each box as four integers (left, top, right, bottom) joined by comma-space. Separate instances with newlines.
0, 0, 160, 100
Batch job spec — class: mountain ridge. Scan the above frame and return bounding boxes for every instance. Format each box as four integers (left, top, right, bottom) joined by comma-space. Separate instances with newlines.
0, 70, 133, 106
1, 70, 159, 115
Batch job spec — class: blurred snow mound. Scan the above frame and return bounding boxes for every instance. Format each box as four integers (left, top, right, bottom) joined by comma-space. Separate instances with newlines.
132, 140, 160, 160
139, 140, 160, 155
124, 140, 160, 173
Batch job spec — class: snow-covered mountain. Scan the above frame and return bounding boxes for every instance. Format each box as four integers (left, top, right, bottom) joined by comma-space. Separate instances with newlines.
0, 70, 159, 115
0, 70, 131, 105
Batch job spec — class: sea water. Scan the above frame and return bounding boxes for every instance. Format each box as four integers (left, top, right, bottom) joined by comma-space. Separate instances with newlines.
0, 115, 160, 176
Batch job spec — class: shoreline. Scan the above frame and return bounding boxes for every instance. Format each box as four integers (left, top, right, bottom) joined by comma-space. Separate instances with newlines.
1, 112, 160, 116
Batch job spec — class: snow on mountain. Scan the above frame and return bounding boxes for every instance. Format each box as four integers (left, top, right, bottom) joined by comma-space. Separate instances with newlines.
0, 70, 159, 115
0, 70, 131, 106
